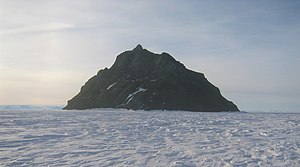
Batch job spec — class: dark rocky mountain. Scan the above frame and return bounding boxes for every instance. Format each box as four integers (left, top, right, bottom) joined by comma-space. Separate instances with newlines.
64, 44, 239, 112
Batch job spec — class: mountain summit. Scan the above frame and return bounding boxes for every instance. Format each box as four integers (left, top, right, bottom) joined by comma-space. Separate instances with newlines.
64, 44, 239, 112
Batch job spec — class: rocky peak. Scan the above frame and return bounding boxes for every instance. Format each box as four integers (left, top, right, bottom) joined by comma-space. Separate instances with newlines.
64, 45, 239, 112
114, 45, 181, 68
133, 44, 143, 51
110, 45, 186, 80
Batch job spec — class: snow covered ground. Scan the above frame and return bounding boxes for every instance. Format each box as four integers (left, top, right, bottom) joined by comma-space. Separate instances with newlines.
0, 105, 62, 110
0, 109, 299, 166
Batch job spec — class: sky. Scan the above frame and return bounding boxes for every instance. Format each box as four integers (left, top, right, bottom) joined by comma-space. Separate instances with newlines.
0, 0, 300, 112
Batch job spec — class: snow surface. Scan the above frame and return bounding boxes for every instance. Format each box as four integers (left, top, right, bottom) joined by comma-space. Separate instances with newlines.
0, 109, 299, 166
0, 105, 62, 110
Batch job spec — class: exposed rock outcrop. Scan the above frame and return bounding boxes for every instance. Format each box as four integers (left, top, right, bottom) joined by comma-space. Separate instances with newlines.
64, 44, 239, 112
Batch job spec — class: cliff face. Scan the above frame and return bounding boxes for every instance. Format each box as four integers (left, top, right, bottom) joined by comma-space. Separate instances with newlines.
64, 44, 239, 112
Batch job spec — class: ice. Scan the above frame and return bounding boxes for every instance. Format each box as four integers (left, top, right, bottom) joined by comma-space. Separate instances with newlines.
0, 110, 299, 166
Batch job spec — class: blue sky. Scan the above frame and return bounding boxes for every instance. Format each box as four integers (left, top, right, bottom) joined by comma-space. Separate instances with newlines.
0, 0, 299, 112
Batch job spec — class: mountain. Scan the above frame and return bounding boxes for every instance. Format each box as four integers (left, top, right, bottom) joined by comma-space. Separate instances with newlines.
64, 44, 239, 112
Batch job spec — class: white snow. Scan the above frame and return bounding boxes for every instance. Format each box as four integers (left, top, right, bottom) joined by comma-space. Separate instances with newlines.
125, 87, 147, 104
0, 110, 299, 166
106, 82, 117, 90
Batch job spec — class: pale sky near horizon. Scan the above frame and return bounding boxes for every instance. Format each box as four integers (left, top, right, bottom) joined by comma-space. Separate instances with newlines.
0, 0, 299, 112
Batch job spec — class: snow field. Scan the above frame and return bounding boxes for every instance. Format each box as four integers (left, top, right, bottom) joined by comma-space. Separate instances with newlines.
0, 110, 299, 166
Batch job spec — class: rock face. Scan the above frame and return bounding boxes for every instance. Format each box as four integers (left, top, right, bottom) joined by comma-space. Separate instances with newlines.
64, 44, 239, 112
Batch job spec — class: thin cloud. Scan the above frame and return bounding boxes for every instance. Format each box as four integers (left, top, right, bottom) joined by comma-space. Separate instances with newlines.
0, 23, 75, 36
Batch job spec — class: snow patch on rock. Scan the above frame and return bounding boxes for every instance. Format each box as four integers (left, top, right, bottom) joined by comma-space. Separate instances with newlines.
125, 87, 147, 104
106, 82, 117, 90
